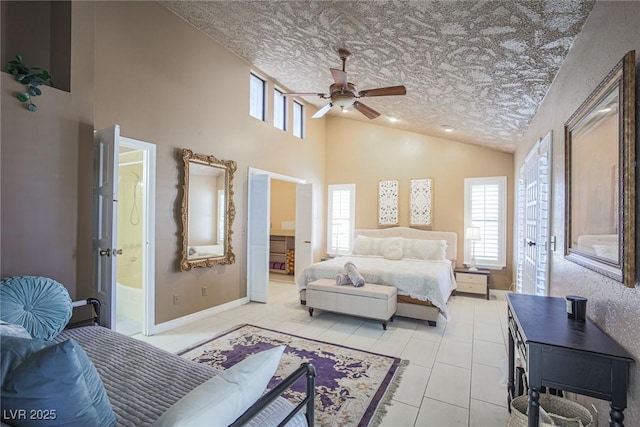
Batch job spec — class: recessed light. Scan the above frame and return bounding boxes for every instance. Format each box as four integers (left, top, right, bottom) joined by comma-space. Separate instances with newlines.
388, 117, 398, 122
442, 125, 455, 133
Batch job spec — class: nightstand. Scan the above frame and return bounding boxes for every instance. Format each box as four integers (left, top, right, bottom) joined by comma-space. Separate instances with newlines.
454, 268, 491, 300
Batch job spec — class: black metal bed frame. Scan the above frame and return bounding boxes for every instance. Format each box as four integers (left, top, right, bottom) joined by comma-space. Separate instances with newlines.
67, 298, 317, 427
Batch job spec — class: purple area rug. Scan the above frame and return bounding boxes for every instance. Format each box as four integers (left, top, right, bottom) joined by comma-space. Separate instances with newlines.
178, 324, 408, 427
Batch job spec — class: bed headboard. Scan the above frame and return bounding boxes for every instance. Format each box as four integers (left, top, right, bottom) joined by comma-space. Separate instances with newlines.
354, 227, 458, 263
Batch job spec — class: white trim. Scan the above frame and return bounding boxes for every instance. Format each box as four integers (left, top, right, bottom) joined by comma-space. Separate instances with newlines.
464, 176, 507, 269
119, 136, 156, 336
150, 297, 249, 335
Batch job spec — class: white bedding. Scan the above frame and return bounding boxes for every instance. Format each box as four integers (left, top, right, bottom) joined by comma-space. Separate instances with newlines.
296, 255, 457, 320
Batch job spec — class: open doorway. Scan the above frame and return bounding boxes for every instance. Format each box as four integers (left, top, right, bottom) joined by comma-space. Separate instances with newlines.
93, 126, 156, 335
269, 179, 296, 284
247, 168, 312, 303
115, 137, 156, 336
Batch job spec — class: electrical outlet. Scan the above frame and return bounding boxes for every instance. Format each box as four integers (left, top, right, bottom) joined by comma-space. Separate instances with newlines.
202, 286, 208, 296
173, 294, 180, 305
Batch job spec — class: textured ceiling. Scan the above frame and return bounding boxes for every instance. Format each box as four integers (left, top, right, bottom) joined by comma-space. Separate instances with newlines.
161, 0, 595, 152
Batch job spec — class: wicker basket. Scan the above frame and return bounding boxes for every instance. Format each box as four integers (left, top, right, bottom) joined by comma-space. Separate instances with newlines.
508, 393, 594, 427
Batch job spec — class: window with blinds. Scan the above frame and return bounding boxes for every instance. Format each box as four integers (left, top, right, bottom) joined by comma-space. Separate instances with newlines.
327, 184, 356, 256
464, 176, 507, 268
273, 89, 286, 130
249, 73, 265, 121
293, 100, 304, 138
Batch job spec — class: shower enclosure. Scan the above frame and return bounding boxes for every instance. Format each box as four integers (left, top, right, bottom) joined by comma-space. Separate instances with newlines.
116, 148, 145, 335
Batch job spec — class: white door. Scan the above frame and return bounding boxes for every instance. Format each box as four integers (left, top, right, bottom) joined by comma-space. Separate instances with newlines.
535, 133, 552, 296
522, 148, 539, 295
516, 132, 552, 296
247, 173, 270, 302
295, 183, 313, 282
93, 125, 120, 328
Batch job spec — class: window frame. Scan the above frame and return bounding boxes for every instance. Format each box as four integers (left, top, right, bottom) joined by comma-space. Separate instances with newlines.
293, 100, 304, 139
249, 73, 265, 121
463, 176, 507, 269
273, 88, 287, 131
327, 184, 356, 256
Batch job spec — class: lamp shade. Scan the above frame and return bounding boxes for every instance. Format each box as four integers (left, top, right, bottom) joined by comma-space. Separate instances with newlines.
465, 226, 481, 241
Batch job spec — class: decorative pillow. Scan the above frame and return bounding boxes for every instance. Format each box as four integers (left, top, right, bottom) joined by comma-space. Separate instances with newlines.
401, 238, 447, 260
1, 339, 116, 427
0, 276, 73, 341
154, 346, 286, 427
352, 236, 403, 257
377, 237, 401, 257
0, 336, 51, 389
351, 236, 375, 256
382, 243, 403, 260
0, 321, 32, 339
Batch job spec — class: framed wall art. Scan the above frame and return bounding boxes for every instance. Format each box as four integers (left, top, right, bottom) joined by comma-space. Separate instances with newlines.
410, 178, 433, 227
378, 179, 399, 225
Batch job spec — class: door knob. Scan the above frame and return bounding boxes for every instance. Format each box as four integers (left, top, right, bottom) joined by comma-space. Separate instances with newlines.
99, 248, 111, 257
304, 241, 311, 244
527, 240, 536, 247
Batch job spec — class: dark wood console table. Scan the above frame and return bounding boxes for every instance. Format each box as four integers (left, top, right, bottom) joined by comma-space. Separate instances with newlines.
507, 293, 634, 427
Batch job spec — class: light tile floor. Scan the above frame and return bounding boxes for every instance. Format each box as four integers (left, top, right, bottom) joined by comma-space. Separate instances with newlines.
134, 278, 512, 426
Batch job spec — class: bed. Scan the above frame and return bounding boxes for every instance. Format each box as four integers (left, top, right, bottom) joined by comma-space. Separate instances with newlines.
0, 276, 315, 427
296, 227, 458, 326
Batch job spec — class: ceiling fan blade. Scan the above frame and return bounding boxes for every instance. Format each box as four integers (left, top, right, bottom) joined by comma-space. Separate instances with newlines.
352, 101, 380, 119
312, 102, 333, 119
330, 68, 348, 88
358, 85, 407, 97
282, 92, 327, 98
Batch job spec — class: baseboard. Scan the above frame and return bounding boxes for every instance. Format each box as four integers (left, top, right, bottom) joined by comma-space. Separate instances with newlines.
150, 296, 250, 335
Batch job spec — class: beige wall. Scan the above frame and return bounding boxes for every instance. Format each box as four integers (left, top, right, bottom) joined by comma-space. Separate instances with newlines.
270, 179, 296, 233
513, 2, 640, 425
92, 1, 326, 323
325, 117, 515, 289
0, 2, 95, 297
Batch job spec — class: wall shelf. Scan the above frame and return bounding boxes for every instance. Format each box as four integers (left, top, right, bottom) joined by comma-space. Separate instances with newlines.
269, 234, 295, 274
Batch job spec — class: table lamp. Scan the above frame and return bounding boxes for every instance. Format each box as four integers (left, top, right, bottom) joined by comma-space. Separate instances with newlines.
465, 226, 482, 271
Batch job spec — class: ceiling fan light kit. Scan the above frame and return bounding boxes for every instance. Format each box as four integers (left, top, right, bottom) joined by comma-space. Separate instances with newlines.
286, 48, 407, 120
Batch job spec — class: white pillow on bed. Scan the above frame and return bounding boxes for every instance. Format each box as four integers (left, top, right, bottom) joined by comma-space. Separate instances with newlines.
351, 236, 376, 255
154, 346, 285, 427
382, 243, 403, 260
352, 236, 401, 257
401, 238, 447, 260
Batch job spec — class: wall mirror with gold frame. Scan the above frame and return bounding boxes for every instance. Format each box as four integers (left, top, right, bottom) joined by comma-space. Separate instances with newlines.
564, 50, 635, 287
180, 149, 236, 271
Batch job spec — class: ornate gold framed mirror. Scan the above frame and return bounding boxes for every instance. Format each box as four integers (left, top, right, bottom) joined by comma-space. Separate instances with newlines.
564, 50, 635, 287
180, 149, 236, 271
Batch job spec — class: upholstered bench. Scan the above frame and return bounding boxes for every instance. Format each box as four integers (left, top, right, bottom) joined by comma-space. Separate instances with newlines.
306, 279, 397, 330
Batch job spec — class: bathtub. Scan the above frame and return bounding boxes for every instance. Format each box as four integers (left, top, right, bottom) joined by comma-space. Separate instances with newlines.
116, 282, 142, 323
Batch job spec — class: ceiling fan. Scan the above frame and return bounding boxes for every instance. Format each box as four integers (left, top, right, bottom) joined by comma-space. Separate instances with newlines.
284, 48, 407, 120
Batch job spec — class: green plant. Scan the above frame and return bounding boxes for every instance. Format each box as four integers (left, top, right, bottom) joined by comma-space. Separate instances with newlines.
7, 54, 52, 112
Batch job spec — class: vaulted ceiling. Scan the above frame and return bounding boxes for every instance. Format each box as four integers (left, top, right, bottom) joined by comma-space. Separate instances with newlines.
161, 1, 595, 152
